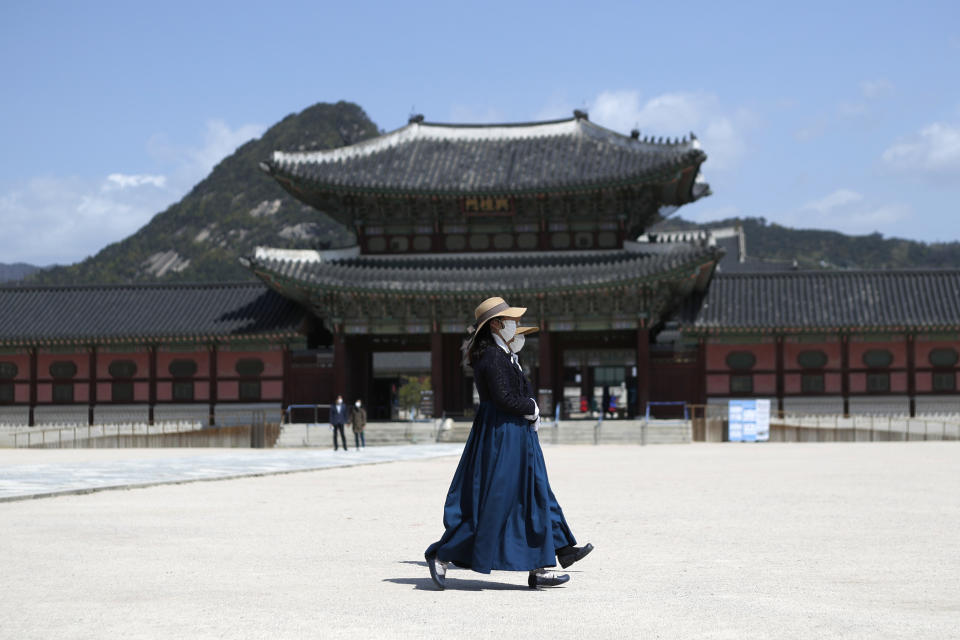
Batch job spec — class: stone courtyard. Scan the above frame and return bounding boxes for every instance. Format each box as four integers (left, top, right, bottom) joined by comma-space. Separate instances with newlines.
1, 441, 957, 639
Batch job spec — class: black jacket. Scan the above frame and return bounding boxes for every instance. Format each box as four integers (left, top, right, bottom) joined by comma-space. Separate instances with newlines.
472, 344, 536, 417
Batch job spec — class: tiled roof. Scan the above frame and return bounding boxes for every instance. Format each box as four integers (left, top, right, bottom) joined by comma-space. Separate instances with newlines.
0, 283, 307, 345
246, 243, 721, 296
682, 270, 960, 331
263, 116, 708, 197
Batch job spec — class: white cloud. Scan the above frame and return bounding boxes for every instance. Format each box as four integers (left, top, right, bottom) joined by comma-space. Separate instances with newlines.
778, 188, 910, 235
0, 119, 264, 266
860, 79, 894, 99
881, 122, 960, 182
802, 189, 864, 214
541, 90, 755, 172
103, 173, 167, 191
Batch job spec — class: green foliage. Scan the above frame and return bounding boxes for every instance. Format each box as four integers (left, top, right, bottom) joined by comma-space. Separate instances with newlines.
397, 375, 431, 411
29, 101, 379, 286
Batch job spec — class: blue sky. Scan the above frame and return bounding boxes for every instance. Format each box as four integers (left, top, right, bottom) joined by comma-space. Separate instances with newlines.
1, 0, 958, 265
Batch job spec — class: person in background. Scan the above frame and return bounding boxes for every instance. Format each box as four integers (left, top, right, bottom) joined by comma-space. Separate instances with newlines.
330, 395, 349, 451
351, 399, 367, 449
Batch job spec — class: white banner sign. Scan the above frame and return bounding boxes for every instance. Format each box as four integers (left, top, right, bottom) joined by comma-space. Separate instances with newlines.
728, 399, 770, 442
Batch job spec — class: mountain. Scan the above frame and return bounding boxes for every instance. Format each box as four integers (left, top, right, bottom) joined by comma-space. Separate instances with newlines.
30, 101, 379, 285
655, 216, 960, 270
0, 262, 46, 283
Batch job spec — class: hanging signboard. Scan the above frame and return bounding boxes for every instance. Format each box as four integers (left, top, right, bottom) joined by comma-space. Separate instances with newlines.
728, 399, 770, 442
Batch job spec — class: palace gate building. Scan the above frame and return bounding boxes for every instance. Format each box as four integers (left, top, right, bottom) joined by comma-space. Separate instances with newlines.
1, 111, 957, 427
248, 112, 718, 420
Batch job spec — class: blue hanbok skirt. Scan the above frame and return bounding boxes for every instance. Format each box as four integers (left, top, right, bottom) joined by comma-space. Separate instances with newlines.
425, 401, 576, 573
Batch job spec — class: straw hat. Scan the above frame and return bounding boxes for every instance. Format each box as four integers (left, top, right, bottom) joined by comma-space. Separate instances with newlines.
517, 325, 539, 335
461, 296, 527, 360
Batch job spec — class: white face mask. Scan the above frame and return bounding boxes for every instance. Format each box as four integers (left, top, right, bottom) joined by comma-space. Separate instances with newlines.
509, 334, 525, 353
354, 401, 361, 408
336, 399, 343, 405
496, 318, 517, 342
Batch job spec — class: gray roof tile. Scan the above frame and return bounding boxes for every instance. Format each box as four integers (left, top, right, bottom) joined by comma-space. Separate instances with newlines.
682, 270, 960, 331
0, 283, 306, 345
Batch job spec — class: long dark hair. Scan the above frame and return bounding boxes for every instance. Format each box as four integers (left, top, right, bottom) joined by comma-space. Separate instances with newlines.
461, 322, 496, 368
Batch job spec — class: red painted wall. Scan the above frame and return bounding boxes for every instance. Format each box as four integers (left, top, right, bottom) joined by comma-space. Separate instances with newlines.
706, 374, 728, 395
849, 373, 865, 393
262, 380, 283, 401
754, 374, 776, 394
825, 373, 842, 393
37, 384, 51, 402
14, 384, 30, 403
218, 381, 239, 400
915, 371, 931, 392
74, 383, 89, 403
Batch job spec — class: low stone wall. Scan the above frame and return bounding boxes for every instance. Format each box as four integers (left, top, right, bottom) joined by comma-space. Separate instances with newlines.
277, 419, 691, 448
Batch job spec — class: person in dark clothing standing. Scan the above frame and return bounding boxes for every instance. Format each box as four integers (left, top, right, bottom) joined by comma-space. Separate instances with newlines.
351, 399, 367, 449
425, 296, 593, 590
330, 395, 349, 451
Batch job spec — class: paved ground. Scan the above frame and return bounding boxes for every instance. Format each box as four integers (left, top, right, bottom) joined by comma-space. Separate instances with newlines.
1, 442, 957, 639
0, 444, 464, 502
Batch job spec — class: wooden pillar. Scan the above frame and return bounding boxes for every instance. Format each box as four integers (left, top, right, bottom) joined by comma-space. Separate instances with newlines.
333, 327, 347, 399
907, 333, 916, 417
841, 334, 850, 416
88, 346, 97, 426
775, 335, 785, 416
281, 345, 291, 410
537, 328, 554, 418
696, 338, 707, 406
431, 331, 444, 418
636, 327, 650, 417
28, 347, 37, 427
148, 345, 157, 425
209, 344, 218, 427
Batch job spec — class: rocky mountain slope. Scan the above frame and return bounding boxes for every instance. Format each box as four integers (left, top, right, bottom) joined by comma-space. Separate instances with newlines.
30, 101, 379, 285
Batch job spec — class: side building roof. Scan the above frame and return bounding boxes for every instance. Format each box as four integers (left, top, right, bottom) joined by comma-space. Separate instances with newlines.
245, 243, 721, 298
681, 270, 960, 332
0, 282, 308, 346
263, 114, 709, 199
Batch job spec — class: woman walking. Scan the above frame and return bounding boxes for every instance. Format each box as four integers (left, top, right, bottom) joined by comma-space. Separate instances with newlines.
425, 297, 593, 589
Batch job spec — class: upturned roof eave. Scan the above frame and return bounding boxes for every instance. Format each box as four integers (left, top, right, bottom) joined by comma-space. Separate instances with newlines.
266, 151, 707, 199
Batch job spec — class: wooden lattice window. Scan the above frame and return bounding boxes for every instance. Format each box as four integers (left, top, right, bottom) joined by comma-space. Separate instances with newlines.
49, 361, 77, 379
932, 372, 956, 392
52, 383, 74, 403
0, 362, 18, 379
730, 375, 753, 393
928, 348, 958, 368
797, 350, 828, 369
0, 383, 13, 404
866, 372, 890, 392
801, 374, 825, 393
726, 351, 757, 370
862, 349, 893, 368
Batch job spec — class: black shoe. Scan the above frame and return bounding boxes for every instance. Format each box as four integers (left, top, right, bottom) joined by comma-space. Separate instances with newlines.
426, 553, 447, 590
528, 569, 570, 588
557, 543, 594, 569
